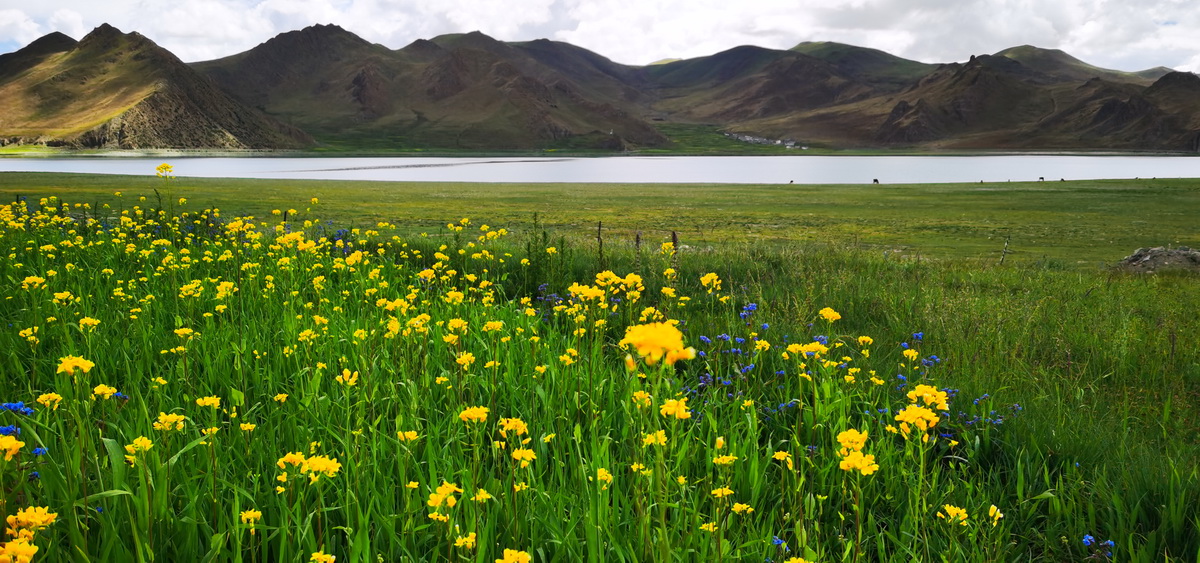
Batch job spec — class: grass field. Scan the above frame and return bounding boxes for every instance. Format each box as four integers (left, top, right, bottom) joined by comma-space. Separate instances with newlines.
1, 170, 1198, 561
2, 172, 1197, 266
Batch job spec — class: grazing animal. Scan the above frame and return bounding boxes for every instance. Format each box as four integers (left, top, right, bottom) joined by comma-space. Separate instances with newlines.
872, 179, 879, 184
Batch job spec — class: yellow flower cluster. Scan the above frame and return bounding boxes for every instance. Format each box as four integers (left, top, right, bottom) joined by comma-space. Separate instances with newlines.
154, 412, 187, 432
618, 322, 696, 366
837, 428, 879, 476
0, 435, 24, 461
938, 504, 969, 526
659, 398, 692, 419
459, 406, 489, 423
56, 355, 94, 376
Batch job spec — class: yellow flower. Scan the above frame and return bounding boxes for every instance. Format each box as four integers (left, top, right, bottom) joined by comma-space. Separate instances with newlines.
989, 504, 1004, 527
732, 503, 754, 514
454, 532, 477, 549
36, 393, 62, 410
310, 550, 336, 563
838, 450, 880, 476
6, 506, 57, 531
699, 272, 721, 292
903, 348, 919, 361
56, 355, 95, 376
397, 430, 419, 442
196, 396, 221, 408
1, 435, 25, 460
91, 384, 117, 400
473, 489, 493, 502
303, 455, 342, 482
240, 509, 262, 534
772, 450, 795, 470
712, 454, 738, 466
659, 397, 692, 419
499, 417, 528, 437
715, 436, 726, 449
459, 406, 489, 423
642, 430, 667, 447
273, 393, 289, 403
240, 423, 257, 432
154, 412, 186, 432
906, 384, 949, 411
818, 307, 841, 322
495, 548, 532, 563
699, 522, 718, 532
596, 468, 613, 489
511, 448, 536, 468
619, 322, 696, 366
937, 504, 969, 526
335, 369, 359, 387
895, 404, 940, 439
836, 428, 869, 454
456, 352, 476, 369
711, 486, 734, 498
124, 436, 153, 456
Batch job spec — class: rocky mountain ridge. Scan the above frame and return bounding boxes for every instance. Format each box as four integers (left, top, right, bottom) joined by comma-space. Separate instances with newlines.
3, 23, 1197, 151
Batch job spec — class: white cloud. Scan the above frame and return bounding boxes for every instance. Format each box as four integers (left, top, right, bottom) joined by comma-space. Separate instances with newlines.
0, 0, 1198, 72
0, 9, 45, 46
48, 9, 85, 39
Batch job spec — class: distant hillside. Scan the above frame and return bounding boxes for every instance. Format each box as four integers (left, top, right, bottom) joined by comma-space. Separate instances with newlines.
3, 24, 1197, 152
0, 24, 312, 149
194, 26, 666, 150
791, 41, 937, 92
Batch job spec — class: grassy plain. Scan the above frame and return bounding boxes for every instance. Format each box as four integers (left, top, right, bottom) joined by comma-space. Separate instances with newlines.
2, 172, 1197, 266
1, 171, 1198, 560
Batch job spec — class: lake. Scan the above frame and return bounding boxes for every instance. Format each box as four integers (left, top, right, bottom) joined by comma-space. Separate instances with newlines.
1, 155, 1198, 184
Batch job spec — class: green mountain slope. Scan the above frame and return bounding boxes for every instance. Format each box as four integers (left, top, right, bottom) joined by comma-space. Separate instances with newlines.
4, 23, 1197, 152
0, 24, 312, 149
194, 26, 666, 150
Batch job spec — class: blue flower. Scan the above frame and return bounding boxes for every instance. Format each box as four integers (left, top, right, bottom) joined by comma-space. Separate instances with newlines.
32, 447, 47, 456
1, 402, 34, 416
699, 335, 712, 344
912, 332, 924, 341
0, 425, 19, 436
760, 323, 769, 330
1083, 535, 1095, 547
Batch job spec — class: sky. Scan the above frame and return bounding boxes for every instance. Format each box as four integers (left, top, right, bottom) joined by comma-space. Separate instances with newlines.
2, 0, 1199, 72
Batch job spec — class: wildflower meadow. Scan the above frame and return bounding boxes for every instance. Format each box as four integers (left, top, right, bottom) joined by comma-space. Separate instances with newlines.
1, 166, 1197, 562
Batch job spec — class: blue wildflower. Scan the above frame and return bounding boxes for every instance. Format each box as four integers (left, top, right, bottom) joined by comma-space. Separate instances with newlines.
0, 402, 33, 416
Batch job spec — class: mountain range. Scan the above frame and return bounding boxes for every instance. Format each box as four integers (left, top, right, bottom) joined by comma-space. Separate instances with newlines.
2, 23, 1198, 152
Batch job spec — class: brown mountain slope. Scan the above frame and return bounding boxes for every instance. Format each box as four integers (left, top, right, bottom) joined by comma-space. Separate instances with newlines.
194, 26, 665, 149
0, 24, 311, 149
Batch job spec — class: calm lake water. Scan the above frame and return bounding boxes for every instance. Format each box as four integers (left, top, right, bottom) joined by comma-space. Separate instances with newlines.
1, 155, 1198, 184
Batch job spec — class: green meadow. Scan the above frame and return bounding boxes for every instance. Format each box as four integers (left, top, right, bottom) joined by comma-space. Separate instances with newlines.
3, 172, 1197, 265
1, 170, 1198, 561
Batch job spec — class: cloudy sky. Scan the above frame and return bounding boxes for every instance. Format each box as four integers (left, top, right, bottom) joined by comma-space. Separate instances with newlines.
2, 0, 1198, 72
